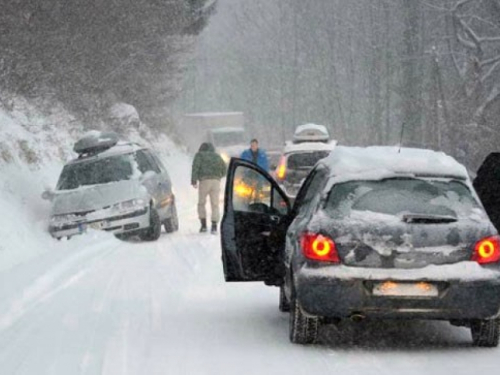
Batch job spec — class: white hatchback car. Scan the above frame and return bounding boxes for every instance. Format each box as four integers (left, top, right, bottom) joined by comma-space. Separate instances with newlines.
43, 132, 178, 240
275, 124, 337, 201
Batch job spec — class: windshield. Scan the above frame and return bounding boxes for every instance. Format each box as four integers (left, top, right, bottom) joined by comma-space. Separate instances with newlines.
211, 131, 245, 147
56, 154, 134, 190
326, 178, 480, 219
287, 151, 330, 170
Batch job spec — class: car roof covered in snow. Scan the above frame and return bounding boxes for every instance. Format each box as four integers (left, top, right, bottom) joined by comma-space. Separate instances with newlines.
284, 140, 338, 154
184, 111, 243, 117
210, 127, 245, 133
293, 123, 330, 143
320, 146, 469, 187
68, 141, 144, 165
294, 123, 328, 135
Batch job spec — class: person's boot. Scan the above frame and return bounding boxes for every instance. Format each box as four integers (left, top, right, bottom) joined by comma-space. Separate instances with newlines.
199, 218, 207, 233
211, 221, 217, 234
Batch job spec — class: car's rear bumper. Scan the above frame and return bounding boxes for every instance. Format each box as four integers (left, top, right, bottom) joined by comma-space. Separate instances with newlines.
49, 207, 149, 238
295, 263, 500, 320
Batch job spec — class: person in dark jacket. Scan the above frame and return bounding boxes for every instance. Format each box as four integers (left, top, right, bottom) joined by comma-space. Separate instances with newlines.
240, 139, 269, 172
473, 152, 500, 231
191, 142, 227, 233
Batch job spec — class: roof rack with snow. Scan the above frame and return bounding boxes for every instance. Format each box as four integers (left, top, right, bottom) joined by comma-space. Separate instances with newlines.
73, 131, 119, 157
292, 124, 330, 144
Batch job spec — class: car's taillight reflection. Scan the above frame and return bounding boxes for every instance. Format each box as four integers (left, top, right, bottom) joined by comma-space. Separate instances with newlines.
276, 156, 287, 181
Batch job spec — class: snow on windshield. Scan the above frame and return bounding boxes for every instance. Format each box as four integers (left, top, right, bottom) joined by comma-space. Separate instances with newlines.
56, 154, 135, 190
326, 178, 481, 220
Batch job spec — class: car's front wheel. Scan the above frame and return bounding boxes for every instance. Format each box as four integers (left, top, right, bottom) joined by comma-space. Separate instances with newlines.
164, 204, 179, 233
470, 318, 500, 347
289, 295, 319, 344
139, 207, 161, 241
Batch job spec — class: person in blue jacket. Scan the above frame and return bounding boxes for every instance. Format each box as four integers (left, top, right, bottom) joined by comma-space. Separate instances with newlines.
240, 139, 269, 172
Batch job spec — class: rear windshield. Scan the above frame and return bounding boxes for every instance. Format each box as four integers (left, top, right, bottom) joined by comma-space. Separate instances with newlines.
57, 154, 134, 190
325, 178, 480, 218
287, 151, 329, 170
268, 153, 281, 168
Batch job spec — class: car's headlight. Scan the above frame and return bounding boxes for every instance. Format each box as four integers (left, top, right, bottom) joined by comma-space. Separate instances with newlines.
113, 198, 147, 212
220, 152, 230, 164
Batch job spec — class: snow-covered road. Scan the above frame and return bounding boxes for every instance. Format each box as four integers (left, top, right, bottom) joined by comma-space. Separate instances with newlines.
1, 151, 499, 375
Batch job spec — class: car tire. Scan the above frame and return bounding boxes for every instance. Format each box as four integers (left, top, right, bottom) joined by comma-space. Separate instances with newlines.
139, 207, 161, 241
289, 295, 319, 344
279, 285, 290, 312
115, 233, 131, 241
164, 204, 179, 233
470, 318, 500, 347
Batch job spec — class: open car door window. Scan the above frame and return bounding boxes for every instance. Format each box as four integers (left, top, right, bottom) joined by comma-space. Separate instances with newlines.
221, 158, 291, 283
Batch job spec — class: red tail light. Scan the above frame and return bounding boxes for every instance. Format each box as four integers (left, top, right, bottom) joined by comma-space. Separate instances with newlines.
472, 235, 500, 264
301, 232, 339, 263
276, 156, 287, 181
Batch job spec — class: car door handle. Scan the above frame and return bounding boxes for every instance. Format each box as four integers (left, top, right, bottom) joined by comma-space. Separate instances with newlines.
269, 215, 281, 224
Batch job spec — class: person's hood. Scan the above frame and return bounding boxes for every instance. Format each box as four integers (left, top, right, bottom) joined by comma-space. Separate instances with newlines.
199, 142, 216, 152
51, 179, 148, 215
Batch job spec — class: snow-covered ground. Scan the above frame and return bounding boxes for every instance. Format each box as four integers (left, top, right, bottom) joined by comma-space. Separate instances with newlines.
1, 103, 499, 374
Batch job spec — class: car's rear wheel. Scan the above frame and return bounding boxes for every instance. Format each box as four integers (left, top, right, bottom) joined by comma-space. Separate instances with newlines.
164, 204, 179, 233
289, 295, 319, 344
139, 207, 161, 241
470, 318, 500, 347
279, 285, 290, 312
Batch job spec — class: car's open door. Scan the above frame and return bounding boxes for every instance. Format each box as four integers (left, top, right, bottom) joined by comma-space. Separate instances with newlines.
221, 158, 291, 284
474, 152, 500, 231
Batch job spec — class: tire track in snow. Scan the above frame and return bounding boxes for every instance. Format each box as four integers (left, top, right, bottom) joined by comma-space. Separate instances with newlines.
79, 257, 125, 375
0, 239, 120, 333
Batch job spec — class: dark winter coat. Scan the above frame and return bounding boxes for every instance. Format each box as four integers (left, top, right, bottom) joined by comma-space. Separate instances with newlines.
240, 148, 269, 172
191, 143, 227, 184
473, 152, 500, 230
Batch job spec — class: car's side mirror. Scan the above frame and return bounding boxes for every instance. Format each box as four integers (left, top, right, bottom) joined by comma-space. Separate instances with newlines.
42, 189, 55, 201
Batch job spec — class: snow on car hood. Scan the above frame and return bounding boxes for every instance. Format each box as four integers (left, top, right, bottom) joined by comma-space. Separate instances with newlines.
51, 180, 148, 215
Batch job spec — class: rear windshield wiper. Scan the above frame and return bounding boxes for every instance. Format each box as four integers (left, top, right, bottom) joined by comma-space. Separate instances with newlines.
401, 214, 458, 224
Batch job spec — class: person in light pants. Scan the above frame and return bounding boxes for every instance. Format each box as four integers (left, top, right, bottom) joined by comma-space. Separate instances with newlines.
191, 142, 226, 233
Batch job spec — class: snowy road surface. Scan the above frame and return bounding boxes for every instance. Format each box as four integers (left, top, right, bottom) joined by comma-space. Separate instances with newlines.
1, 154, 500, 375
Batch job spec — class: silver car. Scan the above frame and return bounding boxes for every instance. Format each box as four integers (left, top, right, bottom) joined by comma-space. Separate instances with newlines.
43, 134, 178, 241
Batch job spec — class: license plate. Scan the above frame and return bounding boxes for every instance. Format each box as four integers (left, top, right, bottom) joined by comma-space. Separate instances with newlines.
373, 281, 439, 297
89, 221, 106, 230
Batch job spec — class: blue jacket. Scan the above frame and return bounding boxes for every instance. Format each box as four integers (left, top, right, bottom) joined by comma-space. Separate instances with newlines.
241, 148, 269, 172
